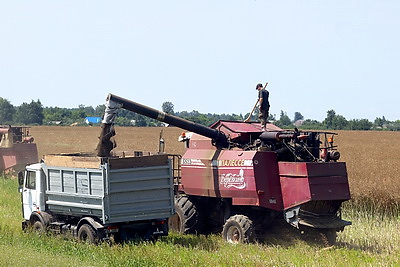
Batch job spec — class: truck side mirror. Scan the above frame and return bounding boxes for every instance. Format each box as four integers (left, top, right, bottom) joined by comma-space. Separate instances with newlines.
18, 171, 24, 188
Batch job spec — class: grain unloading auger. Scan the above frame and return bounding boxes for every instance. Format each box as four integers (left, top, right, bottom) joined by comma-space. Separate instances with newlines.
97, 93, 351, 245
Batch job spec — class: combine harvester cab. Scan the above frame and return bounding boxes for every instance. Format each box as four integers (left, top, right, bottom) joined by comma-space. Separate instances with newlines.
98, 94, 352, 245
0, 126, 38, 174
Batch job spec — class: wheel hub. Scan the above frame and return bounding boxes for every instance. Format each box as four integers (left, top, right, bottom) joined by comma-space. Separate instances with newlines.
226, 226, 240, 244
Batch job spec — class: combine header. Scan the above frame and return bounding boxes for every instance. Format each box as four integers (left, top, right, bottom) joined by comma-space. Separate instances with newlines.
97, 93, 351, 245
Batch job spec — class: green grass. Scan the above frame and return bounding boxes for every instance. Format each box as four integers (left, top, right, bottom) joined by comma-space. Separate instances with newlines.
1, 177, 399, 267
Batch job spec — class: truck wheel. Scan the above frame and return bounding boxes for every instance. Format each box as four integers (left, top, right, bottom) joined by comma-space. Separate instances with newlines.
222, 215, 255, 244
169, 195, 203, 234
78, 224, 97, 244
32, 220, 45, 233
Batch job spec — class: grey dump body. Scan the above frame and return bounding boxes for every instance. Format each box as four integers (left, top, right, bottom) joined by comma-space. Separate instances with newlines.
42, 154, 174, 224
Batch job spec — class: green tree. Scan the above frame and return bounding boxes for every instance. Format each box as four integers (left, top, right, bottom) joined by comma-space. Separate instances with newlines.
71, 109, 86, 121
348, 119, 372, 130
387, 120, 400, 131
15, 100, 44, 125
323, 110, 348, 130
162, 101, 174, 114
276, 110, 292, 127
69, 104, 96, 122
0, 97, 15, 124
115, 117, 134, 126
323, 110, 336, 129
374, 116, 388, 129
268, 113, 276, 122
332, 115, 348, 130
134, 115, 148, 127
79, 105, 95, 117
299, 119, 324, 130
293, 112, 304, 122
94, 105, 106, 117
246, 108, 259, 122
43, 107, 72, 124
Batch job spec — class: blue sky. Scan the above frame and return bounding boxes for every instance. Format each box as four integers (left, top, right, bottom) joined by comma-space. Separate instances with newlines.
1, 1, 399, 122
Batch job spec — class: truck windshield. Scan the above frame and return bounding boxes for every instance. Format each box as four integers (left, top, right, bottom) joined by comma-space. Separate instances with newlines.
25, 171, 36, 189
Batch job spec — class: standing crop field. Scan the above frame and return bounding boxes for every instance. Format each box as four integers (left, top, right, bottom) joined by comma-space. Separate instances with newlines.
30, 126, 400, 213
30, 126, 185, 158
334, 130, 400, 214
0, 126, 398, 266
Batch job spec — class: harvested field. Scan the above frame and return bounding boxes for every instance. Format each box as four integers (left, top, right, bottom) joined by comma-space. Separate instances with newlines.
30, 126, 400, 213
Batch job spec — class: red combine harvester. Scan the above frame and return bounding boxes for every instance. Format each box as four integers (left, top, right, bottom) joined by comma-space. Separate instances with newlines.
0, 126, 38, 174
97, 94, 351, 245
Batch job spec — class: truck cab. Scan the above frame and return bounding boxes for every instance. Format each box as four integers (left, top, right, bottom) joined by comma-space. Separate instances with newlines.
19, 163, 45, 221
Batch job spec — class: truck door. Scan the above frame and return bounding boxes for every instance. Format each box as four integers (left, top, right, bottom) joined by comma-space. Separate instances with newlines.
22, 170, 39, 220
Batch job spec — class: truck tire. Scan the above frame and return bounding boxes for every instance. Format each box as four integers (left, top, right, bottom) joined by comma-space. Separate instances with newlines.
222, 215, 255, 244
169, 195, 203, 234
78, 224, 98, 244
28, 211, 52, 233
32, 220, 45, 233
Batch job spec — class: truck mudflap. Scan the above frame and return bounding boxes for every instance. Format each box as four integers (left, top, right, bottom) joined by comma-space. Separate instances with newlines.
78, 217, 104, 231
144, 220, 169, 240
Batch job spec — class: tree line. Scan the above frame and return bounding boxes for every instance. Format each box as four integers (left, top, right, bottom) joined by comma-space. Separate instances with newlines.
0, 97, 399, 131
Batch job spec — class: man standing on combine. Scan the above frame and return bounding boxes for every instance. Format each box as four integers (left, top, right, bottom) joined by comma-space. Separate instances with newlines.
256, 83, 269, 130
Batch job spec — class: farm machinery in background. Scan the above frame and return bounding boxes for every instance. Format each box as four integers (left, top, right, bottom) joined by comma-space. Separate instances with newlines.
97, 93, 351, 245
0, 125, 38, 174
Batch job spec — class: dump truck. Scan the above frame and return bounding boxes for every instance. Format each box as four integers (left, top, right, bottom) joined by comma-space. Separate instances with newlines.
96, 93, 352, 245
19, 153, 175, 243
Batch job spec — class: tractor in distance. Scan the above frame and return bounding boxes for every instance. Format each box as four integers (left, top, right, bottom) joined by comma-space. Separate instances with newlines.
1, 125, 38, 174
